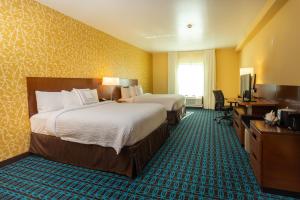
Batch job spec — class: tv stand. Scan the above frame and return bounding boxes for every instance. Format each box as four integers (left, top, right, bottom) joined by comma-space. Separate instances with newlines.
250, 120, 300, 193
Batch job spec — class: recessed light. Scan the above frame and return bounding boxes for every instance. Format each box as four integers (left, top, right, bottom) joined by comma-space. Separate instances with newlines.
187, 24, 193, 29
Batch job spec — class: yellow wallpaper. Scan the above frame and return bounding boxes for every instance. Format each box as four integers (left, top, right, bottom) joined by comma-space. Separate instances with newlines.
152, 53, 168, 94
216, 48, 239, 98
239, 0, 300, 86
0, 0, 152, 161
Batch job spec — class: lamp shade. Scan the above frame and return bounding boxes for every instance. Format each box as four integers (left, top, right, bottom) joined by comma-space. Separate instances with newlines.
102, 77, 120, 86
240, 67, 254, 76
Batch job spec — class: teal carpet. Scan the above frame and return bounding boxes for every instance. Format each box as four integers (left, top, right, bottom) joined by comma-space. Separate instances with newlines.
0, 109, 295, 199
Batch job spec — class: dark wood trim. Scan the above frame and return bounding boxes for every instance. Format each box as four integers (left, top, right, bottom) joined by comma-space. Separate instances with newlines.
0, 152, 30, 167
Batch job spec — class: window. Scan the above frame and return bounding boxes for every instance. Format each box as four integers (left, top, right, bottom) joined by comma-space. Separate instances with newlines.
177, 63, 204, 97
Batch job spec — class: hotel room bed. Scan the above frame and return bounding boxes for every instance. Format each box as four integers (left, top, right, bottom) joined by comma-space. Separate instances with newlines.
114, 80, 186, 124
27, 77, 169, 178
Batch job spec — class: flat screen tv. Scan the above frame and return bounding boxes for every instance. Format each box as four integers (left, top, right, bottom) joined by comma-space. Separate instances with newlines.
240, 74, 252, 101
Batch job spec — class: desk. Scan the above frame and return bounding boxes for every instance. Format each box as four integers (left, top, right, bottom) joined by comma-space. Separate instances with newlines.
233, 98, 278, 145
226, 98, 239, 107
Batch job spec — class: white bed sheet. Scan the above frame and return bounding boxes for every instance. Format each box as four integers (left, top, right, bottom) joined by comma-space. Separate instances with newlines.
30, 110, 61, 135
119, 94, 185, 111
30, 101, 166, 154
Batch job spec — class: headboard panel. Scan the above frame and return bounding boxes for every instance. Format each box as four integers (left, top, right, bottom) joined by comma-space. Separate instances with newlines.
26, 77, 101, 117
255, 84, 300, 110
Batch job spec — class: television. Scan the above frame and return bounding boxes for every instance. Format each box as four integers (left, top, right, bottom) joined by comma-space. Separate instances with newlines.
240, 74, 252, 101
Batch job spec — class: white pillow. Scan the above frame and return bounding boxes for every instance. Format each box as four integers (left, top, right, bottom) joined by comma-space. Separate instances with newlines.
61, 90, 82, 109
135, 85, 143, 96
73, 88, 99, 105
129, 86, 137, 97
121, 87, 131, 98
35, 91, 63, 113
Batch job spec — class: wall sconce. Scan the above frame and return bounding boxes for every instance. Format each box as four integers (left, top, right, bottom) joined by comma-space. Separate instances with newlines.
102, 77, 120, 100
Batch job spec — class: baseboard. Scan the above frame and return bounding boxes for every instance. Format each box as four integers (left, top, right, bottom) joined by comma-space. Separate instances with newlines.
262, 187, 300, 198
0, 152, 30, 167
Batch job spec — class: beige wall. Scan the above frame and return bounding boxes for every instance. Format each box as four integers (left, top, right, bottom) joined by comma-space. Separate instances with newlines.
152, 53, 168, 93
0, 0, 152, 161
216, 48, 239, 98
240, 0, 300, 86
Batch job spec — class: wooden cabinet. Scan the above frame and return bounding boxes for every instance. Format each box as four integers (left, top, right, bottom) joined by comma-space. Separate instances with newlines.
233, 107, 246, 145
233, 99, 276, 146
250, 121, 300, 193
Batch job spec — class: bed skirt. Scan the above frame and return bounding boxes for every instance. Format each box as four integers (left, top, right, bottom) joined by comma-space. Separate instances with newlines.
167, 106, 186, 124
29, 121, 169, 178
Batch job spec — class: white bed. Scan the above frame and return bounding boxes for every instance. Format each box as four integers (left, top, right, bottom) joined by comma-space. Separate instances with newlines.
30, 101, 166, 154
118, 93, 185, 111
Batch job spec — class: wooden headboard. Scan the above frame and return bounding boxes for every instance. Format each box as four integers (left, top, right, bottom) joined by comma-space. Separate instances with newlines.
255, 84, 300, 110
26, 77, 101, 117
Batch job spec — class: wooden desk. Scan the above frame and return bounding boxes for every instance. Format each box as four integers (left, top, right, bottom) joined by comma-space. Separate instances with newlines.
233, 99, 278, 145
250, 120, 300, 193
238, 99, 277, 107
237, 99, 278, 116
226, 98, 239, 107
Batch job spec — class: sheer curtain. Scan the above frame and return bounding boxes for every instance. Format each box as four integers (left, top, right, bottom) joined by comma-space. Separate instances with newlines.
168, 50, 216, 109
168, 52, 179, 94
203, 49, 216, 109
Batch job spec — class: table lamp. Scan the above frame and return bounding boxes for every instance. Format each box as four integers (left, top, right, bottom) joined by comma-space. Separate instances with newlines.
102, 77, 120, 100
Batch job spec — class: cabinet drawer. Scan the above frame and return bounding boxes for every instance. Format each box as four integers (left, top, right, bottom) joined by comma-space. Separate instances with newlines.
250, 127, 262, 142
233, 118, 240, 130
250, 129, 262, 162
250, 153, 262, 185
234, 119, 245, 145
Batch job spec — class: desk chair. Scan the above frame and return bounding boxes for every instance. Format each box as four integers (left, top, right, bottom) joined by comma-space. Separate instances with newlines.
213, 90, 233, 124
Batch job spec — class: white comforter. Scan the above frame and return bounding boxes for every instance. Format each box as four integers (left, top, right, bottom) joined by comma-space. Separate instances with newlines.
30, 101, 166, 154
119, 94, 185, 111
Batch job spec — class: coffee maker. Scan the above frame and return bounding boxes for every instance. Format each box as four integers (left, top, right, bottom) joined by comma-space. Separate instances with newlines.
277, 108, 300, 131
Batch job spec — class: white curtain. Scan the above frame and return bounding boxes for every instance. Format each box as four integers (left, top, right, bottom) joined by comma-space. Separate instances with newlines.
168, 50, 216, 109
168, 52, 178, 94
203, 49, 216, 109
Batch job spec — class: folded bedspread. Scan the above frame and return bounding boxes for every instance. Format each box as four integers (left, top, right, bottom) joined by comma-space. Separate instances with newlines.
120, 94, 186, 111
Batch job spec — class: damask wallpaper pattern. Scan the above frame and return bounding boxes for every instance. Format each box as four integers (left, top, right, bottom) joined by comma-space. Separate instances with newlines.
0, 0, 152, 161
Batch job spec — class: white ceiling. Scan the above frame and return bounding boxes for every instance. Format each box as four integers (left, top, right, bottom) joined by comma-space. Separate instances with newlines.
37, 0, 266, 52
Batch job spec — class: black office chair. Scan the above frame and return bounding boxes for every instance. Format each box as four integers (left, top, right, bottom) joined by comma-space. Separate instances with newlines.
213, 90, 233, 124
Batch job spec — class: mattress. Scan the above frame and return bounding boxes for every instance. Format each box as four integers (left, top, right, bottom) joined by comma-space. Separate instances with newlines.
30, 101, 166, 154
119, 94, 186, 111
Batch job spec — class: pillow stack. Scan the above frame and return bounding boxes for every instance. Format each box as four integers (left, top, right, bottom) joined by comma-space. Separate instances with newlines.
35, 88, 99, 113
73, 89, 99, 105
121, 85, 144, 99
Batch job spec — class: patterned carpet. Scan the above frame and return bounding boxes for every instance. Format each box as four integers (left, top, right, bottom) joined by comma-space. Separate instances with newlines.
0, 109, 295, 199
